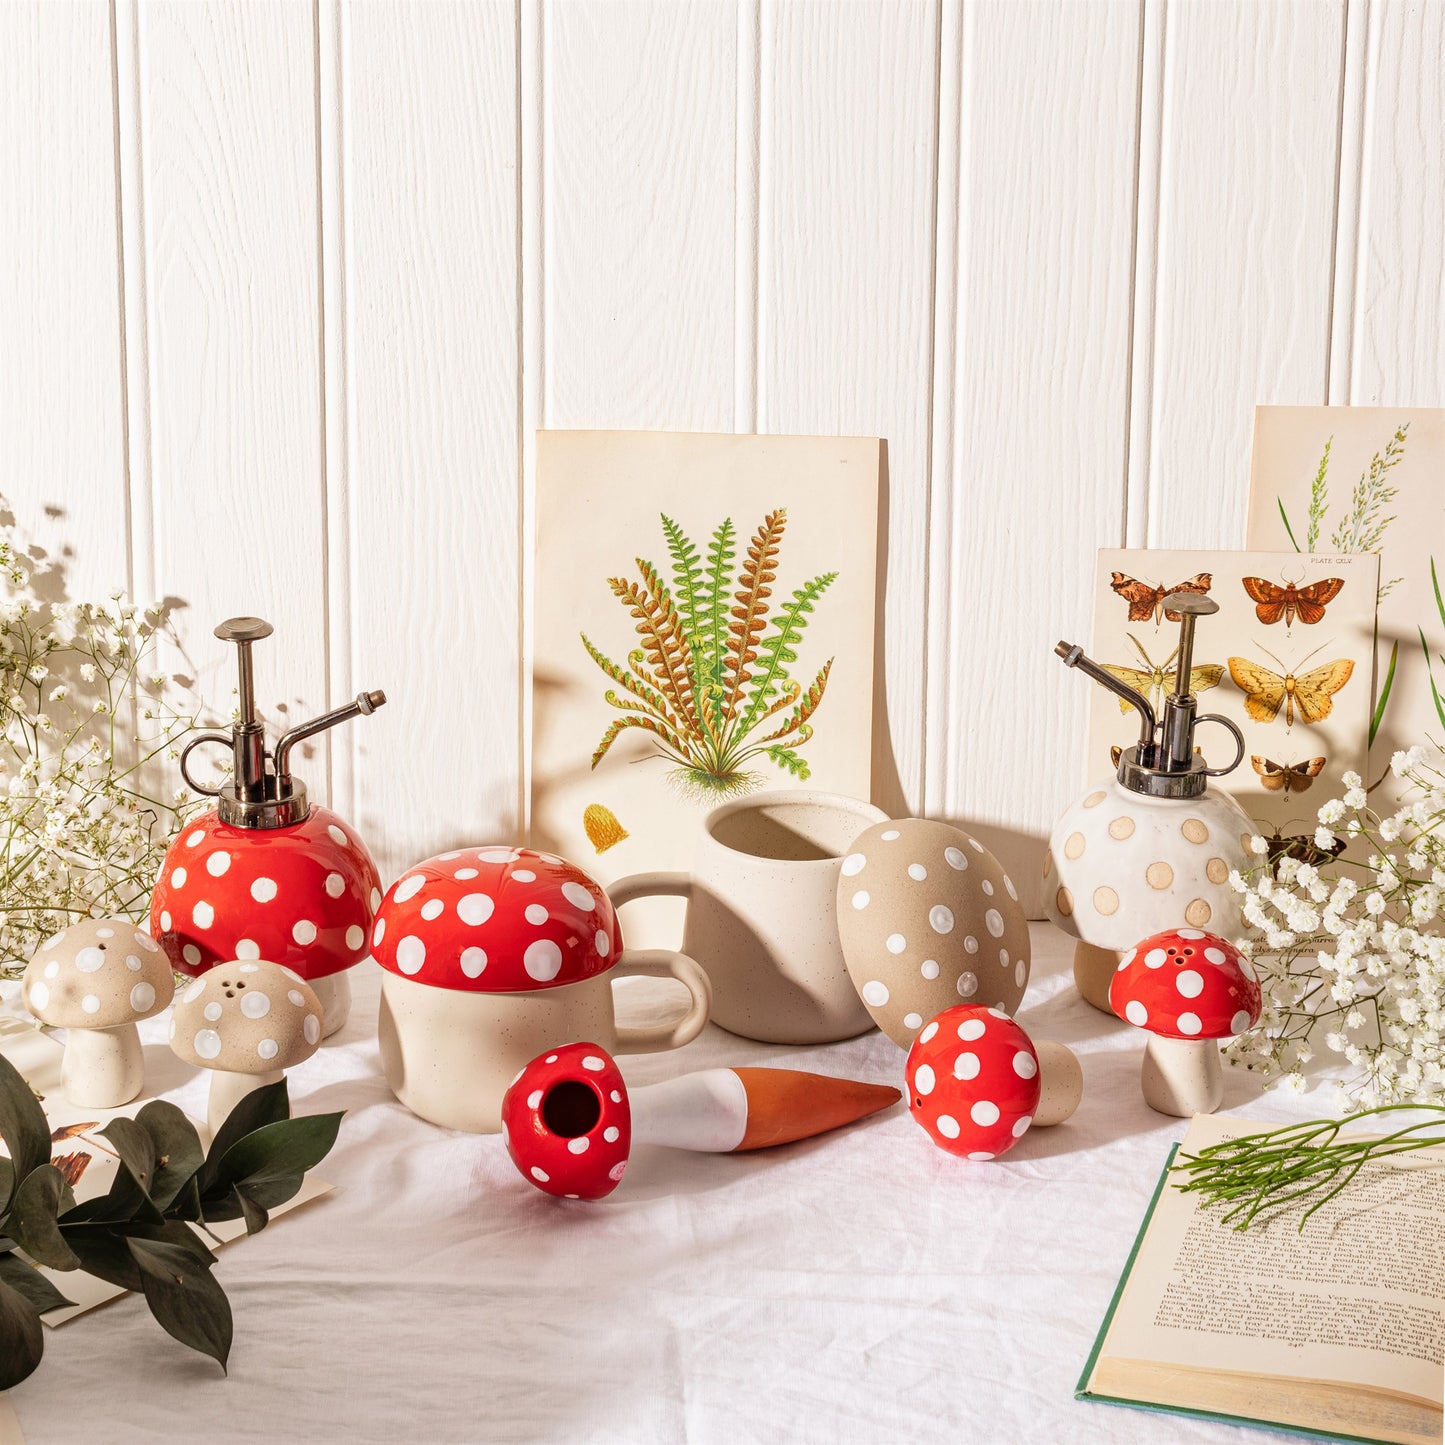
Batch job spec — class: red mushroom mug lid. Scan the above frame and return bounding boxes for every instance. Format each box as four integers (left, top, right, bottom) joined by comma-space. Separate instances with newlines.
370, 846, 619, 992
1109, 927, 1261, 1040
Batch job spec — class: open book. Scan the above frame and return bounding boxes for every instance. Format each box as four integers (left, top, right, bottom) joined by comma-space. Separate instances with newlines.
1078, 1113, 1445, 1445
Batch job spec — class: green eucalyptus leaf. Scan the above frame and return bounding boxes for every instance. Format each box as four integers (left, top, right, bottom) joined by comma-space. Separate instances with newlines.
60, 1226, 144, 1292
206, 1113, 343, 1205
120, 1218, 216, 1267
164, 1174, 203, 1223
234, 1186, 269, 1235
0, 1271, 44, 1390
127, 1237, 231, 1372
134, 1100, 205, 1211
7, 1166, 81, 1270
0, 1250, 75, 1315
0, 1052, 50, 1213
198, 1081, 291, 1192
98, 1116, 158, 1197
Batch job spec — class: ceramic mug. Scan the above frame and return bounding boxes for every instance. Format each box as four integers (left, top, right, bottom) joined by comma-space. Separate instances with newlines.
377, 948, 711, 1135
610, 790, 888, 1045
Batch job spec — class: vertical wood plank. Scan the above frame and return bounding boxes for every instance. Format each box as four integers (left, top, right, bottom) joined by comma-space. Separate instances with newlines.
1346, 0, 1445, 402
1141, 0, 1346, 547
135, 0, 328, 764
759, 0, 940, 819
927, 0, 1142, 912
341, 0, 520, 877
0, 0, 130, 595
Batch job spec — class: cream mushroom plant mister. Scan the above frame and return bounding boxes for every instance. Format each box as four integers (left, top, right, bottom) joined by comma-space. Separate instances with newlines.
1045, 593, 1255, 1013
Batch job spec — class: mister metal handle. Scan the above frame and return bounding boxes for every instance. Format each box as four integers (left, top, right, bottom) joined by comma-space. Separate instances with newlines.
178, 732, 235, 797
1195, 713, 1246, 777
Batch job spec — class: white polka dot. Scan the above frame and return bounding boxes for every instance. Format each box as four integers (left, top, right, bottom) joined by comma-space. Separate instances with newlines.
525, 940, 563, 982
609, 1091, 621, 1103
841, 852, 867, 877
885, 933, 906, 955
903, 1012, 923, 1030
458, 893, 495, 926
921, 958, 940, 980
393, 874, 426, 903
194, 1029, 221, 1060
182, 979, 206, 1003
914, 1064, 936, 1096
936, 1115, 961, 1139
28, 983, 49, 1011
1012, 1051, 1038, 1080
595, 930, 611, 957
324, 872, 345, 898
438, 851, 463, 862
192, 901, 214, 929
957, 971, 978, 997
527, 1089, 544, 1109
186, 830, 204, 847
1144, 947, 1168, 969
988, 1007, 1009, 1020
582, 1055, 606, 1072
929, 905, 954, 934
1004, 876, 1018, 901
372, 917, 386, 946
530, 1166, 549, 1183
96, 927, 114, 939
984, 909, 1004, 938
1118, 947, 1137, 971
453, 869, 478, 881
206, 852, 232, 878
1015, 960, 1026, 987
512, 870, 536, 883
460, 947, 487, 978
1176, 969, 1204, 999
1178, 928, 1205, 940
560, 880, 596, 911
419, 898, 445, 922
75, 946, 105, 973
908, 863, 927, 881
171, 866, 188, 888
608, 1162, 626, 1181
239, 963, 259, 974
257, 1038, 279, 1061
203, 1001, 223, 1022
958, 1018, 986, 1041
303, 1014, 320, 1045
1177, 1012, 1202, 1036
919, 1021, 939, 1044
525, 904, 549, 926
235, 938, 260, 960
288, 990, 306, 1006
861, 980, 890, 1007
159, 910, 172, 932
881, 829, 900, 841
345, 925, 364, 950
369, 887, 382, 911
954, 1052, 980, 1081
43, 960, 60, 978
478, 847, 519, 863
567, 1137, 590, 1155
182, 944, 202, 967
967, 1150, 995, 1161
1230, 1009, 1253, 1034
328, 825, 348, 847
251, 877, 277, 903
546, 1054, 558, 1063
395, 936, 426, 975
964, 935, 979, 954
1204, 946, 1227, 965
241, 992, 270, 1019
971, 1100, 1000, 1127
851, 890, 870, 910
969, 838, 984, 852
292, 920, 317, 946
944, 847, 967, 870
999, 949, 1009, 968
981, 879, 994, 897
1012, 1115, 1033, 1138
604, 1126, 620, 1143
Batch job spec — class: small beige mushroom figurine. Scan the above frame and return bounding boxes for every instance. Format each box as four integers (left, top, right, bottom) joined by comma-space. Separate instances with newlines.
169, 959, 323, 1133
23, 919, 175, 1108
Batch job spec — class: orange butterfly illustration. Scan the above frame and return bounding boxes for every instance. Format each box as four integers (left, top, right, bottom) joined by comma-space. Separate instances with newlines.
1228, 646, 1354, 728
1250, 755, 1326, 793
1241, 575, 1345, 627
1110, 572, 1212, 625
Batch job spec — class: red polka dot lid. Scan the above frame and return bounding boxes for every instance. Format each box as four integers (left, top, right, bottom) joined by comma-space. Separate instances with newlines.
1109, 927, 1261, 1040
906, 1003, 1041, 1160
370, 847, 620, 993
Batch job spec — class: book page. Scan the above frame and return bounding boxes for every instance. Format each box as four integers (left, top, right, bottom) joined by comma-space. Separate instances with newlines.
1100, 1113, 1445, 1408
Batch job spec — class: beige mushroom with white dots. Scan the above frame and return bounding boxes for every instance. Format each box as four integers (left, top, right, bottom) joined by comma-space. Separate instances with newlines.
169, 959, 323, 1133
22, 919, 175, 1108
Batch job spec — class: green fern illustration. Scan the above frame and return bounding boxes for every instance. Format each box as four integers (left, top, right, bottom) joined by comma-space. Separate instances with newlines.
581, 509, 837, 796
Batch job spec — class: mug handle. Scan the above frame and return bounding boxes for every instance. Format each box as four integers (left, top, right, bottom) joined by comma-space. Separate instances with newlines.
605, 873, 710, 1053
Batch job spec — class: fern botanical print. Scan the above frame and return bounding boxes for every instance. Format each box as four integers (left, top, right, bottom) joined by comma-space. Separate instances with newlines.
581, 509, 837, 796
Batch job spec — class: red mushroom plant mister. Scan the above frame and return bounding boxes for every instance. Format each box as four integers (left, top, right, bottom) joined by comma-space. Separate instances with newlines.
151, 618, 387, 1037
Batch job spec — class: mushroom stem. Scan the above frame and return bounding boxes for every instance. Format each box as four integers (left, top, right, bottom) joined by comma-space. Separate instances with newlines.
1073, 942, 1124, 1016
1033, 1041, 1083, 1127
311, 972, 351, 1037
1141, 1035, 1222, 1117
208, 1068, 284, 1136
61, 1023, 144, 1108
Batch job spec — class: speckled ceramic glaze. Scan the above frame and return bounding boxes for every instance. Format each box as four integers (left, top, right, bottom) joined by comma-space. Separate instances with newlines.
1043, 780, 1254, 950
836, 818, 1030, 1048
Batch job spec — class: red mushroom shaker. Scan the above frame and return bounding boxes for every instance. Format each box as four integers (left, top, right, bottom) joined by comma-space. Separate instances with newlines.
151, 617, 386, 1037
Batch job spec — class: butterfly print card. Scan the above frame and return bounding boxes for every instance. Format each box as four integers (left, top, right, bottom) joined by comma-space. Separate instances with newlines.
1088, 549, 1379, 840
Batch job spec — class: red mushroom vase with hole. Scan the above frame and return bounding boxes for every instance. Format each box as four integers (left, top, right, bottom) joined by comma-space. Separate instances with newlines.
371, 846, 712, 1133
907, 1004, 1082, 1160
500, 1041, 901, 1200
1110, 927, 1261, 1116
151, 617, 387, 1037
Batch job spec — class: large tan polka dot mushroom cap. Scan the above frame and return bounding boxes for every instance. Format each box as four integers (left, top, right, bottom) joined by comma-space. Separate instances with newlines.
836, 819, 1030, 1048
23, 919, 173, 1029
1042, 781, 1253, 952
169, 960, 323, 1074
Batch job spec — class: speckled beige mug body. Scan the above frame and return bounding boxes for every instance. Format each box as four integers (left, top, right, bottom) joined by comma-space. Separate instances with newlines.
611, 791, 888, 1045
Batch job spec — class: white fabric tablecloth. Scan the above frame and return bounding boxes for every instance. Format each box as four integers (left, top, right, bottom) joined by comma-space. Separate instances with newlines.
3, 924, 1360, 1444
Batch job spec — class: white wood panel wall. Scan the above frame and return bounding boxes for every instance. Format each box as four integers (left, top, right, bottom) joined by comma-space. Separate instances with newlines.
1, 0, 1441, 914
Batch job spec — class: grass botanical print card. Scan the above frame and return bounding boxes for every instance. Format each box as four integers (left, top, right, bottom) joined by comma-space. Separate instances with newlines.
531, 431, 879, 948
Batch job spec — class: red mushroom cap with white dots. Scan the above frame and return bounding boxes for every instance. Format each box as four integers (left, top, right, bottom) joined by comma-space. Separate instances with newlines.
500, 1042, 632, 1199
151, 806, 381, 982
370, 847, 619, 993
1109, 927, 1261, 1040
906, 1003, 1042, 1160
